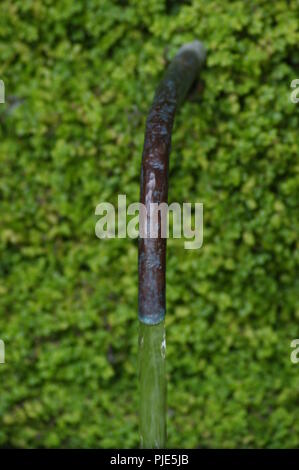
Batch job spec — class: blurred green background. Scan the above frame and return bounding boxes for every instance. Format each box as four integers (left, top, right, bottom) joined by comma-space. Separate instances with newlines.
0, 0, 299, 448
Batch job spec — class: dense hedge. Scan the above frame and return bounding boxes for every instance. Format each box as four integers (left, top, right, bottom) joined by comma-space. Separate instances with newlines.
0, 0, 299, 448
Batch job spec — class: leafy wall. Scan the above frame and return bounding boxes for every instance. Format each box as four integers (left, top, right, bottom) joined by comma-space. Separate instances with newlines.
0, 0, 298, 448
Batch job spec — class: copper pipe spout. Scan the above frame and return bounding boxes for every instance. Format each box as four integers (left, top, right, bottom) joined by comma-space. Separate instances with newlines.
138, 41, 206, 325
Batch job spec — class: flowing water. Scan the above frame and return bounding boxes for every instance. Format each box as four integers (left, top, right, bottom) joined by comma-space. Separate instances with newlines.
138, 321, 167, 448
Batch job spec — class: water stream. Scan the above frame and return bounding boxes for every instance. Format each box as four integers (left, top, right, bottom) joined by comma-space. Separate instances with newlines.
138, 321, 167, 449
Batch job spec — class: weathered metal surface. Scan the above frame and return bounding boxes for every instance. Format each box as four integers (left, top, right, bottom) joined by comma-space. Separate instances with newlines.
138, 41, 206, 325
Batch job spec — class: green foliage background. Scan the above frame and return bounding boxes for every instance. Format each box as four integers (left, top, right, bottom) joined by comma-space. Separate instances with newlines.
0, 0, 299, 448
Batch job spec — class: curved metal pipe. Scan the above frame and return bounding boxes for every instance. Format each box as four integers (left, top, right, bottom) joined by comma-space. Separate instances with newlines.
138, 41, 206, 325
